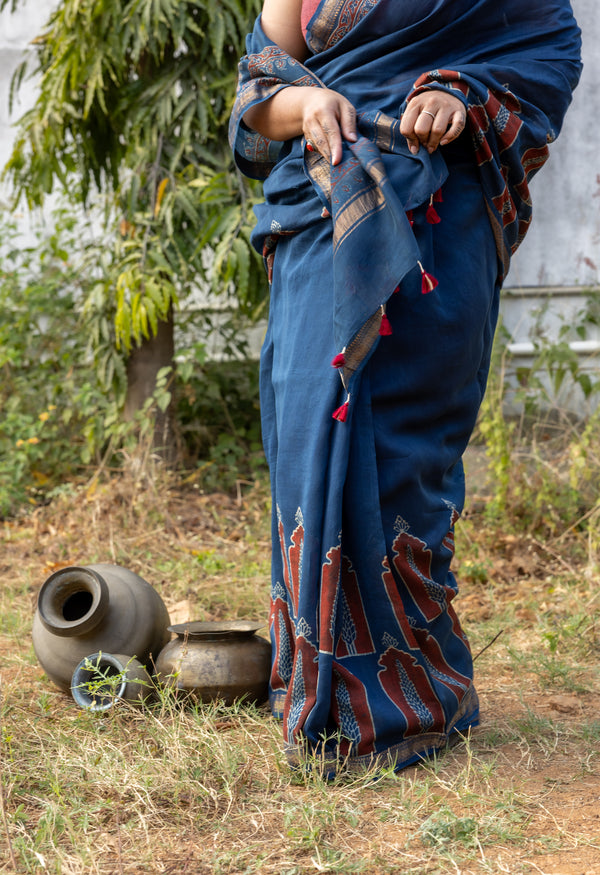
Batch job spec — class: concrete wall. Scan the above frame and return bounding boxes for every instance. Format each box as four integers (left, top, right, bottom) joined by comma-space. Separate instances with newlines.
508, 0, 598, 290
501, 0, 600, 413
0, 0, 57, 184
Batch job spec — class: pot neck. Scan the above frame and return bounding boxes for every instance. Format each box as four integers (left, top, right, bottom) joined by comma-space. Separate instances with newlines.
37, 566, 109, 637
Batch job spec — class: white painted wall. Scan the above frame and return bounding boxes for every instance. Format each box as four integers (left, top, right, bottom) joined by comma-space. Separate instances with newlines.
0, 0, 57, 192
501, 0, 600, 413
508, 0, 598, 290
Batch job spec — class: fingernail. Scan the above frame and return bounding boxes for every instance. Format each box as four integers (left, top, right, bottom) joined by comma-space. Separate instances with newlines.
409, 144, 418, 154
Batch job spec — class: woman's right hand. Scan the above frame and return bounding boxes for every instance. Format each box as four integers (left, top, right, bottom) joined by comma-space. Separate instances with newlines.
301, 87, 358, 165
244, 85, 358, 165
245, 0, 357, 164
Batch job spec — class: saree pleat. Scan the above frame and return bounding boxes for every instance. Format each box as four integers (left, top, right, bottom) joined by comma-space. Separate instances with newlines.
231, 0, 581, 772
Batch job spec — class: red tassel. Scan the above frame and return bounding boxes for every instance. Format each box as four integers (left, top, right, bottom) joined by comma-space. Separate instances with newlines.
433, 187, 443, 203
406, 209, 414, 226
421, 272, 438, 293
379, 312, 393, 336
332, 399, 349, 422
426, 203, 441, 224
418, 261, 439, 294
331, 352, 346, 368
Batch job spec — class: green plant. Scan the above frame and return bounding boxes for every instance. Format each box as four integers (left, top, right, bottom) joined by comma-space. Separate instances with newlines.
2, 0, 265, 431
514, 291, 600, 418
0, 210, 113, 514
419, 805, 479, 850
176, 357, 266, 491
71, 653, 155, 711
475, 296, 600, 540
0, 201, 268, 514
477, 325, 517, 521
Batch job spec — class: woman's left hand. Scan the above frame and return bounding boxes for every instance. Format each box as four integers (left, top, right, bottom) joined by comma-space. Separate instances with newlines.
400, 91, 467, 155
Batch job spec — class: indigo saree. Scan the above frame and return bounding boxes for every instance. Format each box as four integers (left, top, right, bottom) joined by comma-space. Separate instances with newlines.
230, 0, 581, 773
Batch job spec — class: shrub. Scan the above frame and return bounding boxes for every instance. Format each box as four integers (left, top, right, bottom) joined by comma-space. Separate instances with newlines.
0, 210, 114, 514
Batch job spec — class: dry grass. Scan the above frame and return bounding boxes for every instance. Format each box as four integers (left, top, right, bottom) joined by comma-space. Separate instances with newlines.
1, 457, 599, 875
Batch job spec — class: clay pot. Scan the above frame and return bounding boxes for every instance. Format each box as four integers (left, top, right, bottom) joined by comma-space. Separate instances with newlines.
71, 652, 156, 712
155, 620, 271, 705
31, 564, 171, 692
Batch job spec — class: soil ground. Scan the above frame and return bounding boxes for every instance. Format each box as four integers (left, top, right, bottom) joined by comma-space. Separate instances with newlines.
1, 446, 599, 874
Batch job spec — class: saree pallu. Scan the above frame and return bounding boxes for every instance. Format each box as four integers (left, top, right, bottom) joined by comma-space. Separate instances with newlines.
230, 0, 581, 773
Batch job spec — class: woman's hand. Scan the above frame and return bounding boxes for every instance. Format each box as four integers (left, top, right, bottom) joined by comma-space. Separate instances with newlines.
302, 88, 358, 165
400, 91, 467, 155
244, 85, 358, 166
247, 0, 357, 164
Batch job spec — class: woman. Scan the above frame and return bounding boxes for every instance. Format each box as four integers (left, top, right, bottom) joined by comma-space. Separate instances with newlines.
229, 0, 581, 774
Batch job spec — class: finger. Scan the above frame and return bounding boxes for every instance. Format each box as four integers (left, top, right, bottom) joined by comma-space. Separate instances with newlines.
307, 112, 346, 165
323, 121, 344, 166
400, 101, 423, 154
399, 99, 422, 137
405, 133, 421, 155
422, 111, 451, 153
307, 123, 332, 163
339, 101, 358, 144
440, 109, 467, 146
412, 109, 444, 152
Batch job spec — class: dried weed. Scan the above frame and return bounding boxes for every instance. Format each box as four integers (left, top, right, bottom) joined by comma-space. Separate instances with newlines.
0, 467, 599, 875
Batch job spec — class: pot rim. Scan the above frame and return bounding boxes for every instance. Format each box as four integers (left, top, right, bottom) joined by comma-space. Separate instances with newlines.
168, 620, 266, 639
71, 651, 129, 711
36, 566, 109, 637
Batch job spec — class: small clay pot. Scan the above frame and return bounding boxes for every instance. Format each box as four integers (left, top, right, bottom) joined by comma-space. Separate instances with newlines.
32, 564, 171, 692
71, 652, 156, 711
155, 620, 271, 705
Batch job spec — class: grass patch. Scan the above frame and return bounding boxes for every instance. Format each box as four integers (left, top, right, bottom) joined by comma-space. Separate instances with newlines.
0, 459, 599, 875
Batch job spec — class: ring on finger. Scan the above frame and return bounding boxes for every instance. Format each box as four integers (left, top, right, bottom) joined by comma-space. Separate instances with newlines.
306, 138, 316, 152
420, 110, 436, 120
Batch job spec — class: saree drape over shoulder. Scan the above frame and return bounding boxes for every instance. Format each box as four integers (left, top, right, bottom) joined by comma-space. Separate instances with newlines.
230, 0, 581, 773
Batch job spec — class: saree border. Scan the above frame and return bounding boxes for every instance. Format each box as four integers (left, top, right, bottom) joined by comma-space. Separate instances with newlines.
283, 684, 480, 775
306, 0, 380, 54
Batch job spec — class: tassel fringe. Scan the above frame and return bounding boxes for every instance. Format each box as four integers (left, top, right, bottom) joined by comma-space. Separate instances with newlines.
332, 394, 350, 422
418, 260, 439, 294
426, 203, 441, 224
426, 193, 441, 224
379, 307, 393, 336
331, 188, 443, 426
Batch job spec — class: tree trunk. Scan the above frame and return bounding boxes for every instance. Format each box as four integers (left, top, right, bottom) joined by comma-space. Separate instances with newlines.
124, 310, 177, 463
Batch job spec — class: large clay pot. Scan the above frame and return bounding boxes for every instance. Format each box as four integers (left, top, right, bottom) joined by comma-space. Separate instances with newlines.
71, 652, 156, 712
155, 620, 271, 705
31, 564, 171, 692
